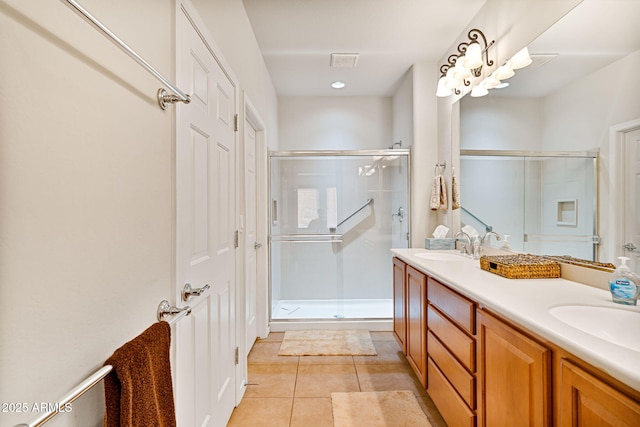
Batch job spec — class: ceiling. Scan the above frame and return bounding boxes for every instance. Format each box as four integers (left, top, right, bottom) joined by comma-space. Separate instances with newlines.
242, 0, 640, 98
242, 0, 487, 97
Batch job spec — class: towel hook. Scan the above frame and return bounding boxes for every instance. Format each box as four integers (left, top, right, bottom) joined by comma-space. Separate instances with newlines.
434, 161, 447, 175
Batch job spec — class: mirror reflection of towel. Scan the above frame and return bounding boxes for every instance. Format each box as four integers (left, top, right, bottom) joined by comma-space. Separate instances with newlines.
452, 173, 460, 210
104, 322, 176, 427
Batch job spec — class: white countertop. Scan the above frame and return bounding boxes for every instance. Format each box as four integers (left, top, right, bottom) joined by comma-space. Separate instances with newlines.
391, 248, 640, 392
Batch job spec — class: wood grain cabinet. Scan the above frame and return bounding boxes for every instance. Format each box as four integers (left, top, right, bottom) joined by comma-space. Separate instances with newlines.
392, 257, 407, 354
559, 359, 640, 426
427, 277, 477, 427
477, 309, 551, 427
406, 265, 427, 387
391, 258, 640, 427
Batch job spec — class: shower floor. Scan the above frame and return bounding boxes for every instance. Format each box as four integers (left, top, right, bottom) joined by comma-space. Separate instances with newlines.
272, 298, 393, 320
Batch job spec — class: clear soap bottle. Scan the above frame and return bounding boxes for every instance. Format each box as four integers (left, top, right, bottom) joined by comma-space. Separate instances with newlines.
609, 257, 639, 306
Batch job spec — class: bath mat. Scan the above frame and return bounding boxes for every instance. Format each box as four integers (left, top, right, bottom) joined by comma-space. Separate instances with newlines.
331, 390, 432, 427
278, 330, 377, 356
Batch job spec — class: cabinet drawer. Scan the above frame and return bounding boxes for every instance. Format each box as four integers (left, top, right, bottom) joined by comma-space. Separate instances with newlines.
428, 277, 475, 334
428, 357, 476, 427
428, 331, 475, 409
428, 305, 475, 371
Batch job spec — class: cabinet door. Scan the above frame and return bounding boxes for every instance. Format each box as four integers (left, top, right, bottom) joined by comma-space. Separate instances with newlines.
477, 309, 551, 427
560, 359, 640, 426
406, 265, 427, 387
393, 257, 407, 354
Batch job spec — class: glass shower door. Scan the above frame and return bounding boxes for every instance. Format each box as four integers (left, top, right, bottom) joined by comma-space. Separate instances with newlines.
269, 151, 410, 321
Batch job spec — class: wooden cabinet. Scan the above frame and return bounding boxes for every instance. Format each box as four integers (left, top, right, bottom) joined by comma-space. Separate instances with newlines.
477, 309, 551, 427
406, 265, 427, 387
392, 257, 407, 354
559, 359, 640, 426
427, 277, 477, 426
391, 257, 640, 426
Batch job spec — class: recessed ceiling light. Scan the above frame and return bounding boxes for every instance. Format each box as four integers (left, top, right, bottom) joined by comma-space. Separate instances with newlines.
331, 81, 346, 89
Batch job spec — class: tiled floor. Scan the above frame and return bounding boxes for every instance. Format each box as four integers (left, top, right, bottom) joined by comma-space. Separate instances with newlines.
227, 331, 447, 427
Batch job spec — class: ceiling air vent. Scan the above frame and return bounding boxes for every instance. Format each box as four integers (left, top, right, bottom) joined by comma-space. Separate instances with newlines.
528, 54, 558, 69
330, 53, 359, 68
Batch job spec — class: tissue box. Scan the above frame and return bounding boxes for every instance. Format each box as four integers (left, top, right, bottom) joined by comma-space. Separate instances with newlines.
424, 238, 455, 250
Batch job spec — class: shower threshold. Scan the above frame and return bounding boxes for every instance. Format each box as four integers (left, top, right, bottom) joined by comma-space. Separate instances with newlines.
272, 298, 392, 320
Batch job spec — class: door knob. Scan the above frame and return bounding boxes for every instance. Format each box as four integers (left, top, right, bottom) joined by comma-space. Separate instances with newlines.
182, 283, 211, 301
254, 242, 263, 250
624, 242, 637, 252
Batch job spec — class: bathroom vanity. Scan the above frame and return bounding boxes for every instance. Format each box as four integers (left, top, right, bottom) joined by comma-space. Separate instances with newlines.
391, 248, 640, 426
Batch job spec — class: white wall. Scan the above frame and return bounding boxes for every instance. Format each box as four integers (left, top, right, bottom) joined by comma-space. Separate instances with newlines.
278, 96, 392, 150
0, 1, 174, 425
0, 0, 278, 426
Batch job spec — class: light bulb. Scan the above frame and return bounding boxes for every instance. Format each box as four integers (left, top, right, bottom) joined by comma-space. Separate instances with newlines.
471, 85, 489, 97
481, 73, 501, 89
494, 61, 515, 80
460, 43, 483, 69
436, 77, 452, 97
511, 47, 532, 69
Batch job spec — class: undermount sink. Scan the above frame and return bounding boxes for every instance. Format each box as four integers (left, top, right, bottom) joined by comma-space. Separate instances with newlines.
414, 252, 465, 262
548, 305, 640, 352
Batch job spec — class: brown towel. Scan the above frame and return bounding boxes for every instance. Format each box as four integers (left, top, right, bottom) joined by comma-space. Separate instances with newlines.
104, 322, 176, 427
438, 175, 448, 210
451, 173, 460, 210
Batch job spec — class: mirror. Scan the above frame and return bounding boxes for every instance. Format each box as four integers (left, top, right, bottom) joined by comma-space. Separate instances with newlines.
458, 0, 640, 263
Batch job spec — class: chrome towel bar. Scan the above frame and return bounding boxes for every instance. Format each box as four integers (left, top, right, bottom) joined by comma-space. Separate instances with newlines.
14, 300, 191, 427
60, 0, 190, 110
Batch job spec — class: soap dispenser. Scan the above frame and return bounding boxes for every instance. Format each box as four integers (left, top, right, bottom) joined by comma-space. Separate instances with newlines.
501, 235, 512, 251
609, 257, 639, 305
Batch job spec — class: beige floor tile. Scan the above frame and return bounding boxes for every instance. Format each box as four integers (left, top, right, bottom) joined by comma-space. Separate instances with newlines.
226, 397, 293, 427
248, 342, 299, 365
369, 331, 397, 342
353, 340, 407, 365
355, 363, 428, 397
246, 364, 298, 398
297, 355, 354, 365
290, 397, 333, 427
295, 364, 360, 397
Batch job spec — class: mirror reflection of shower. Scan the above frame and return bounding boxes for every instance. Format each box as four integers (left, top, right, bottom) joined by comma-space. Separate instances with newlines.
269, 150, 410, 324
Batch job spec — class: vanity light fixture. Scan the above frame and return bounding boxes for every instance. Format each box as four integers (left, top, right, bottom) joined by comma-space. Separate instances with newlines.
437, 42, 533, 98
331, 81, 346, 89
436, 28, 495, 97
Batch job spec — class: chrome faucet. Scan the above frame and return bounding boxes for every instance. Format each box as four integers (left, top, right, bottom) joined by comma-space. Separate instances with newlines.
481, 231, 502, 245
454, 231, 472, 255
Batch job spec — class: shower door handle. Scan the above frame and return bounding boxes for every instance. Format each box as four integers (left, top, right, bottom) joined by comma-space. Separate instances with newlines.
392, 207, 404, 222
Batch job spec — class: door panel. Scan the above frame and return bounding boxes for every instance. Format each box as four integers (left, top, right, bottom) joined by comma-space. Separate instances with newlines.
175, 8, 236, 427
245, 123, 258, 351
625, 129, 640, 273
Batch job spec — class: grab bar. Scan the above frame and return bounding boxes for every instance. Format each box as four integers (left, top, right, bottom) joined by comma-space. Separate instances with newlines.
14, 300, 191, 427
330, 198, 374, 232
460, 206, 492, 233
270, 234, 344, 243
60, 0, 191, 110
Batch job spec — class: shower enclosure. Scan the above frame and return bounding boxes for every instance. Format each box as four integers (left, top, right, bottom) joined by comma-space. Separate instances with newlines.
269, 150, 410, 326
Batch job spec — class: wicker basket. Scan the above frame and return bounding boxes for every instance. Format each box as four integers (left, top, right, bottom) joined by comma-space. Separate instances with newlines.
480, 254, 560, 279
